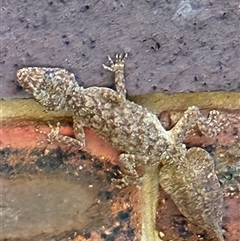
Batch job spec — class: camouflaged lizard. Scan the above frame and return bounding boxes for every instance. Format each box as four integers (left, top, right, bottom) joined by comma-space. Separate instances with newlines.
17, 54, 228, 241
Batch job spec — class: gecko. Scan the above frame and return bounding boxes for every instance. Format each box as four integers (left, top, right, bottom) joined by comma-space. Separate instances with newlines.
17, 53, 228, 241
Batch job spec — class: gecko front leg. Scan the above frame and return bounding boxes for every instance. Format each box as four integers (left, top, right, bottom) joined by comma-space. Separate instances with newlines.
39, 121, 85, 148
102, 53, 127, 102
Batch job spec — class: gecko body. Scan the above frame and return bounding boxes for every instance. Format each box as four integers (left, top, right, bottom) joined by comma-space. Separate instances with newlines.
17, 54, 227, 241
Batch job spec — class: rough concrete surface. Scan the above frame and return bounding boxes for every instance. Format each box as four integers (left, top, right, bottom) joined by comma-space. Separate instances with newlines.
1, 0, 240, 99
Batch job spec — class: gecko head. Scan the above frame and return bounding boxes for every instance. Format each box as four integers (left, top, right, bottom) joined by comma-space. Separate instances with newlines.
17, 67, 80, 111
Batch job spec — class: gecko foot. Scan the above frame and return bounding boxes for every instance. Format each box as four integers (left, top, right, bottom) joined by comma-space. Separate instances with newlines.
46, 121, 61, 143
115, 178, 142, 189
113, 170, 142, 189
35, 122, 61, 145
198, 110, 229, 137
35, 122, 85, 148
34, 122, 62, 155
102, 53, 128, 101
102, 53, 127, 73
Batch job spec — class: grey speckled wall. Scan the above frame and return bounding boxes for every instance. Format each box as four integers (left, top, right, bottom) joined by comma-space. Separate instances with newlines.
1, 0, 240, 99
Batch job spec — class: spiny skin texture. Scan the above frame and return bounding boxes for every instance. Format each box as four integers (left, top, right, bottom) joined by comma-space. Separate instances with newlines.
17, 54, 227, 241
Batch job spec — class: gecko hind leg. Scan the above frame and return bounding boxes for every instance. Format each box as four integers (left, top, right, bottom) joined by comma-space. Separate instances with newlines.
170, 106, 229, 143
102, 53, 128, 101
116, 153, 142, 187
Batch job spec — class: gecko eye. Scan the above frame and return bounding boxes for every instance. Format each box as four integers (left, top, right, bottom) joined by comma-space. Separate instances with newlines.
44, 70, 56, 79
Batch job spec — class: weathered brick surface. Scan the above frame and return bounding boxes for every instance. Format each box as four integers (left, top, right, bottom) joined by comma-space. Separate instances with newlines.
1, 105, 239, 240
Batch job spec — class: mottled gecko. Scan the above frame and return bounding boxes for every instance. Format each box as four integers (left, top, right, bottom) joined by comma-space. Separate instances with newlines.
17, 54, 227, 241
